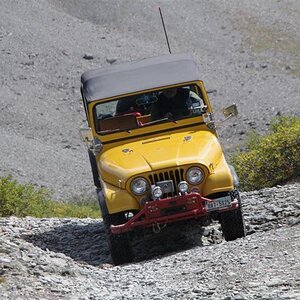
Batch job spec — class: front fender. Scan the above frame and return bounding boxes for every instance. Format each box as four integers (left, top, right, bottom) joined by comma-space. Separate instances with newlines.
203, 156, 234, 196
101, 181, 141, 214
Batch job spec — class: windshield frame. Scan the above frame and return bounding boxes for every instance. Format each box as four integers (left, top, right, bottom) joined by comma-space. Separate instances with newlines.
88, 81, 212, 145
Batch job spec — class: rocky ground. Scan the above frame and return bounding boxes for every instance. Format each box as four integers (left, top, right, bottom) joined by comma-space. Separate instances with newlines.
1, 182, 300, 299
1, 0, 300, 299
0, 0, 299, 199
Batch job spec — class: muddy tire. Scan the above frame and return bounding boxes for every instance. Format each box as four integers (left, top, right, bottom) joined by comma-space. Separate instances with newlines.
220, 190, 246, 241
102, 212, 133, 265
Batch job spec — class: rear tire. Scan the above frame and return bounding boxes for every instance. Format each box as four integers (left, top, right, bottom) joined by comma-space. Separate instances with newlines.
102, 212, 133, 265
220, 190, 246, 241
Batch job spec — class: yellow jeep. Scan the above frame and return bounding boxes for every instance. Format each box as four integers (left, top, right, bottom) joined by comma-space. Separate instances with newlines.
80, 53, 246, 265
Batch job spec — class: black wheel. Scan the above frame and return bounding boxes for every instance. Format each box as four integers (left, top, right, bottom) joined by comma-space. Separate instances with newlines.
220, 190, 246, 241
102, 212, 133, 265
88, 150, 101, 188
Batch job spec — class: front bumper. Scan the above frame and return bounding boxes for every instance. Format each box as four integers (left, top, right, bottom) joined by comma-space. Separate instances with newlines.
111, 192, 238, 234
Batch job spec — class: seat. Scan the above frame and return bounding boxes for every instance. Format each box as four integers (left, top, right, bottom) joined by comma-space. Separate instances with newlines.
98, 114, 139, 133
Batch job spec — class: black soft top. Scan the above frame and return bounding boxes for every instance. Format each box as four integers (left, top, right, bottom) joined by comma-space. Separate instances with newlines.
81, 53, 201, 102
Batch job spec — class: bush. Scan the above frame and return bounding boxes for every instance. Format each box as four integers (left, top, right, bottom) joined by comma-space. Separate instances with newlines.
0, 176, 99, 218
231, 116, 300, 191
50, 198, 100, 219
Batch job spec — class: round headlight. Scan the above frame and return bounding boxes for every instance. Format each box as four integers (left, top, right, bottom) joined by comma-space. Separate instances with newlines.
152, 186, 163, 199
131, 177, 148, 195
186, 167, 204, 185
178, 181, 189, 193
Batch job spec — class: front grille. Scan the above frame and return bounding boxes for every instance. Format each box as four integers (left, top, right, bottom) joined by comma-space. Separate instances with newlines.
148, 169, 185, 196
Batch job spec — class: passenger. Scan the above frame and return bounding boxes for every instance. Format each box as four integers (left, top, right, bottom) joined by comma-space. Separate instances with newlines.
115, 96, 141, 115
151, 87, 202, 120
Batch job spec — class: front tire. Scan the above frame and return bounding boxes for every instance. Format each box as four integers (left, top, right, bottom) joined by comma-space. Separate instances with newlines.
88, 150, 101, 188
102, 212, 133, 265
220, 190, 246, 241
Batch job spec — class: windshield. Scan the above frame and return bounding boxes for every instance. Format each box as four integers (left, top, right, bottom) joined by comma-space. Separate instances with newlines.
94, 84, 207, 134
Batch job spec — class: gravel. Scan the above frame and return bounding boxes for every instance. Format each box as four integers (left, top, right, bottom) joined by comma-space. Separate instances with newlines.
0, 1, 300, 299
0, 182, 300, 299
0, 0, 299, 199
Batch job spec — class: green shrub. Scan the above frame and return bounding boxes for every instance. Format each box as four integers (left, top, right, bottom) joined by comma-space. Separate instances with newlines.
0, 176, 99, 218
231, 116, 300, 191
51, 198, 100, 219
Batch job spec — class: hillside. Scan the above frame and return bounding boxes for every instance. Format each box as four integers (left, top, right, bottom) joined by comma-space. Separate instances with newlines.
0, 1, 300, 299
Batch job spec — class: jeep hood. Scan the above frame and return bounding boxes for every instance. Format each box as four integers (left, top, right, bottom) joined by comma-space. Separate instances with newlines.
99, 131, 224, 187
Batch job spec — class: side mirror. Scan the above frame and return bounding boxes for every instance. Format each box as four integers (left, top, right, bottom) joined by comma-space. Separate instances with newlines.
80, 122, 103, 155
204, 104, 238, 131
222, 104, 238, 120
79, 122, 93, 143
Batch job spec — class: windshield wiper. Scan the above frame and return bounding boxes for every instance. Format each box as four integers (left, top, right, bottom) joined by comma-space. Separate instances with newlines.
143, 117, 177, 126
99, 128, 133, 134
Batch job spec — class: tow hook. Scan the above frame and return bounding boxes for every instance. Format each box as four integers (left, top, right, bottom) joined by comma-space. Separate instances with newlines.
152, 222, 167, 233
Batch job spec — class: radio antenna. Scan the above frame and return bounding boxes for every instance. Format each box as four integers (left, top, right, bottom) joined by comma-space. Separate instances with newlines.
159, 7, 172, 54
